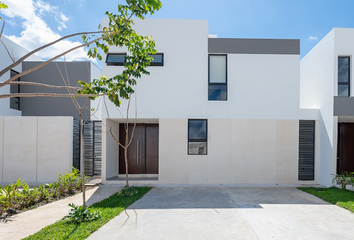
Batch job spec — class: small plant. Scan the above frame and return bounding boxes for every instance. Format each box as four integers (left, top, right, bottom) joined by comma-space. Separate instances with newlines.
62, 203, 100, 224
117, 186, 138, 197
0, 178, 25, 209
333, 172, 354, 190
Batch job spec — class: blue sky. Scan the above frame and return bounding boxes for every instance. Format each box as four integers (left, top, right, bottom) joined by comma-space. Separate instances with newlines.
1, 0, 354, 62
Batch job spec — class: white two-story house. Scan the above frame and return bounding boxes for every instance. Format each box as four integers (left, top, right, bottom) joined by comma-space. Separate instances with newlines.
99, 19, 320, 185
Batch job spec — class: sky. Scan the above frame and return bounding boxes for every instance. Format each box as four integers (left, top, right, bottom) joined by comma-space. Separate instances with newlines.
1, 0, 354, 65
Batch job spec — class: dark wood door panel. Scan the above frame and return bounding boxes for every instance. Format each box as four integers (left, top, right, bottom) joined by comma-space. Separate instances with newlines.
339, 123, 354, 173
119, 123, 143, 174
145, 124, 159, 174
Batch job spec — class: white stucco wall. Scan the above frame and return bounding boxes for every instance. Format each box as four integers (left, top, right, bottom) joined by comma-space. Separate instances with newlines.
0, 116, 73, 183
100, 19, 209, 119
102, 118, 119, 180
156, 119, 317, 185
0, 36, 41, 117
99, 19, 317, 122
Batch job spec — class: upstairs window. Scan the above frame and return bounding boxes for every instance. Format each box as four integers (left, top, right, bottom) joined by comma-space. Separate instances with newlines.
209, 54, 227, 101
10, 70, 20, 110
148, 53, 164, 66
106, 53, 126, 66
188, 119, 207, 155
338, 57, 350, 97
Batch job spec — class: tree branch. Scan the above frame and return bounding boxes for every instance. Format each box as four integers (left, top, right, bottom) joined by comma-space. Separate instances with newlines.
0, 30, 120, 88
0, 30, 107, 79
0, 21, 4, 39
0, 92, 108, 99
8, 81, 82, 90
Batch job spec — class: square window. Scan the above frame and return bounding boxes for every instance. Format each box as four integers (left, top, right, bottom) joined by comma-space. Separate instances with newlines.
188, 142, 207, 155
208, 84, 227, 101
106, 53, 126, 66
188, 119, 207, 155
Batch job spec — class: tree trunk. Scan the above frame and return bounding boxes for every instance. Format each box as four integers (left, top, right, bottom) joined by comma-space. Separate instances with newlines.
125, 147, 129, 188
79, 111, 86, 210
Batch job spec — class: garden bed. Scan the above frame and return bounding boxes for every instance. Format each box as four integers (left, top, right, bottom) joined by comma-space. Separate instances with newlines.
0, 168, 90, 219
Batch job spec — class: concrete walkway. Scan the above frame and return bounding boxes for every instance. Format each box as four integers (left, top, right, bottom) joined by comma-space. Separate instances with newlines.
0, 185, 122, 240
88, 186, 354, 240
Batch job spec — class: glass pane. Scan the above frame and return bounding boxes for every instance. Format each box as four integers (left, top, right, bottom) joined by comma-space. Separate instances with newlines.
149, 54, 163, 64
208, 84, 227, 101
338, 57, 350, 83
210, 55, 226, 83
188, 142, 207, 155
338, 84, 349, 97
10, 83, 19, 93
106, 54, 125, 65
10, 97, 19, 110
188, 120, 207, 140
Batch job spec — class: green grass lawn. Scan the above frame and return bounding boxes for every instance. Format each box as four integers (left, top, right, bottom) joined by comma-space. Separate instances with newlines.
24, 187, 151, 240
298, 187, 354, 213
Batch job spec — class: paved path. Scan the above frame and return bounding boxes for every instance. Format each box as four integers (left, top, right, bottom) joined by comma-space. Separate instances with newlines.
0, 185, 122, 240
88, 187, 354, 240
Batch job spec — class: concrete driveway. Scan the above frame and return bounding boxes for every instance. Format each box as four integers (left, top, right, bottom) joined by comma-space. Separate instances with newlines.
88, 187, 354, 240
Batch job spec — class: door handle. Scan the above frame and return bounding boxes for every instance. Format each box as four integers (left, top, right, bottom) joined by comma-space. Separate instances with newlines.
137, 140, 140, 164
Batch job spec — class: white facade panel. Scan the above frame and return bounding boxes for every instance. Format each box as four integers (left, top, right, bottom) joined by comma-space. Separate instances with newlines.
100, 19, 209, 120
1, 117, 73, 183
227, 54, 301, 119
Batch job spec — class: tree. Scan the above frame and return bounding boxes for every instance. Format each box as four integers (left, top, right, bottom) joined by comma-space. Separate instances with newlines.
0, 0, 162, 209
79, 1, 162, 188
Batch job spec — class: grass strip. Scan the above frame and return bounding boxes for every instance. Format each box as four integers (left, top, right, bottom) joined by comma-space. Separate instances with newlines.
24, 187, 151, 240
298, 187, 354, 213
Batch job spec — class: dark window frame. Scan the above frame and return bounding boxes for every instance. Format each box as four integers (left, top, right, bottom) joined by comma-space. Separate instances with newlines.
106, 53, 126, 66
10, 69, 20, 110
208, 54, 227, 101
188, 119, 208, 155
148, 53, 164, 66
338, 56, 350, 97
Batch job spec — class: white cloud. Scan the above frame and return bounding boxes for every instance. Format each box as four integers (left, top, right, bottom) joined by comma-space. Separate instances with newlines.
309, 36, 318, 41
1, 0, 90, 62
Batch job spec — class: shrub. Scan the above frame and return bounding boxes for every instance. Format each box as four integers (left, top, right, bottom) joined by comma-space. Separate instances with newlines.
333, 172, 354, 190
62, 203, 100, 224
0, 167, 88, 218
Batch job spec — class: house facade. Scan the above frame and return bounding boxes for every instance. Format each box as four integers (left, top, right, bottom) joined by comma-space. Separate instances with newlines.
2, 20, 353, 187
99, 19, 322, 185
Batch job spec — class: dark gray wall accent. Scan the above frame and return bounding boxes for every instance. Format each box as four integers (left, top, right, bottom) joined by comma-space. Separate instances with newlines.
334, 97, 354, 116
208, 38, 300, 55
21, 61, 92, 119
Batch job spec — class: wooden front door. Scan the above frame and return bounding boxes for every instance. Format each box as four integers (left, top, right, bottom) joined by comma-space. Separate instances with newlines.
337, 123, 354, 174
119, 123, 159, 174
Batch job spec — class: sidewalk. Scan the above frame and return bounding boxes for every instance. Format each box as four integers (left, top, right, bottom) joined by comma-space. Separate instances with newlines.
0, 185, 123, 240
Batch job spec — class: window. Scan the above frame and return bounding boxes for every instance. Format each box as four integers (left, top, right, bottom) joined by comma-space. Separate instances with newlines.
148, 53, 164, 66
10, 70, 20, 110
338, 57, 350, 97
106, 53, 126, 66
188, 119, 207, 155
209, 54, 227, 101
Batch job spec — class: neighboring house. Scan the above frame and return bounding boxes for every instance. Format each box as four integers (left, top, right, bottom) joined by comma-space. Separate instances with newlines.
0, 36, 102, 183
98, 19, 321, 185
301, 28, 354, 186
